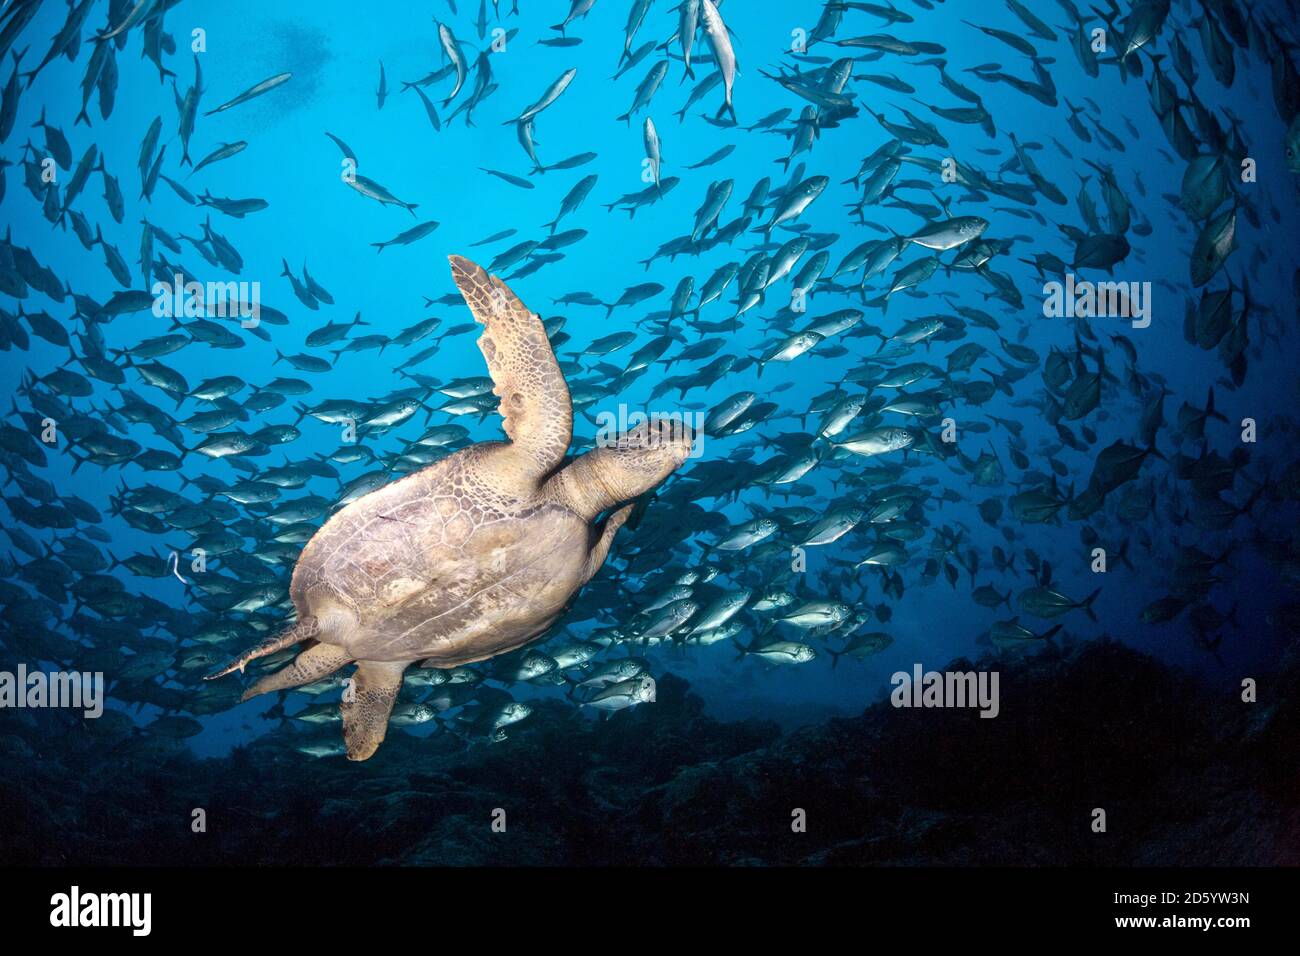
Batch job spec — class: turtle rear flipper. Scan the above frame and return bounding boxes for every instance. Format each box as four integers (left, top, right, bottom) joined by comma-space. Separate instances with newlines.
342, 661, 408, 761
205, 615, 320, 680
242, 643, 353, 700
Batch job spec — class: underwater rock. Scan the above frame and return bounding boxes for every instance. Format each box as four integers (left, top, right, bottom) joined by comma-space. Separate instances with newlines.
1, 640, 1297, 865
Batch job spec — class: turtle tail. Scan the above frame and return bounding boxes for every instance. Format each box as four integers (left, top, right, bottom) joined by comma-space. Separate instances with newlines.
205, 615, 321, 681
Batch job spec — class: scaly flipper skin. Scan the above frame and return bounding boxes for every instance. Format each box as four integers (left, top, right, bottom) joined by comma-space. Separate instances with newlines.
342, 661, 408, 760
241, 643, 353, 700
448, 255, 573, 484
206, 615, 320, 680
582, 503, 636, 584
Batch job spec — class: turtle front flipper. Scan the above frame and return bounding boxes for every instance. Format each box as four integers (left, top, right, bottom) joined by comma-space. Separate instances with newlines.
241, 642, 353, 700
448, 255, 573, 483
341, 661, 408, 761
581, 503, 636, 584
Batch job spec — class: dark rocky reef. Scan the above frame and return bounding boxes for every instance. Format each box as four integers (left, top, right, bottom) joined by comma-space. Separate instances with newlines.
2, 638, 1298, 865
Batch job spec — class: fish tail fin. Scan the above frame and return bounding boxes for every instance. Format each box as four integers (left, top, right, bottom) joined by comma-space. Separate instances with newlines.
1083, 588, 1101, 622
1207, 385, 1227, 422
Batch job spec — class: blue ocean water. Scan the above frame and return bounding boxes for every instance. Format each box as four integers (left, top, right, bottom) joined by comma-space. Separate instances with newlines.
1, 0, 1298, 768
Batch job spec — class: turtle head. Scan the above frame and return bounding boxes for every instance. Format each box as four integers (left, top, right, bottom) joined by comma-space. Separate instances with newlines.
553, 414, 696, 520
600, 415, 696, 498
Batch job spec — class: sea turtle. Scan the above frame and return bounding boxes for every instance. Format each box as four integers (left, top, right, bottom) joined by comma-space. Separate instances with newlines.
208, 255, 694, 760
